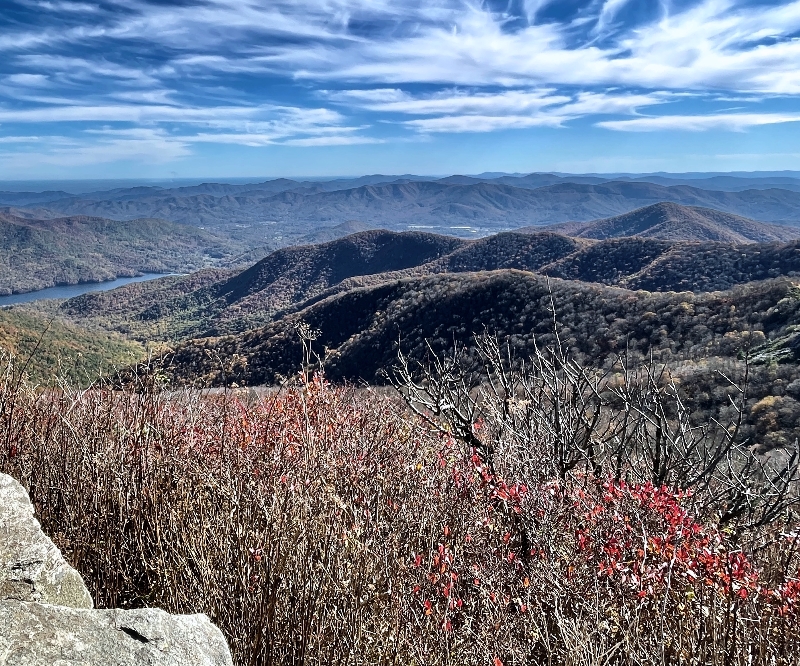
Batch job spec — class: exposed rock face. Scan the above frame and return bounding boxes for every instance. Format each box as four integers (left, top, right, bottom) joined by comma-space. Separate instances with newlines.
0, 601, 234, 666
0, 473, 93, 609
0, 473, 234, 666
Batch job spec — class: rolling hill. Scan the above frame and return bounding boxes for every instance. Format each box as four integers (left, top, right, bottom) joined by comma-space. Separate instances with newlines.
0, 212, 246, 294
31, 228, 800, 345
543, 202, 800, 243
147, 272, 800, 387
52, 231, 466, 341
121, 271, 800, 452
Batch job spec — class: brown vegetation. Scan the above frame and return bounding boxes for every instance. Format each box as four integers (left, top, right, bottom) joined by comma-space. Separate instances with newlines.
1, 336, 799, 665
140, 274, 800, 451
32, 229, 800, 345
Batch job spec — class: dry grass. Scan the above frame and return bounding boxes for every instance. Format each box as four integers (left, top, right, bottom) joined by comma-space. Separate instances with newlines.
1, 348, 799, 665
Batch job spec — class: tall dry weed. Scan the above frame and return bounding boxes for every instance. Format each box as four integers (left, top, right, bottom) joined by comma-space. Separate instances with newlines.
0, 348, 799, 665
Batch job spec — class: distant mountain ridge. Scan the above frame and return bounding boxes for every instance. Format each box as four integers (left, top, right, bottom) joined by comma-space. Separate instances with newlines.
541, 202, 800, 243
298, 220, 377, 244
6, 177, 800, 244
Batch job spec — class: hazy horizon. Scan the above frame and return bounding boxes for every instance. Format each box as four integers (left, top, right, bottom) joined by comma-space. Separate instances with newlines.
4, 170, 800, 196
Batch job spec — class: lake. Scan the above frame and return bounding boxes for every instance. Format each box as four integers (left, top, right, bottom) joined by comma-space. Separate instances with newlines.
0, 273, 174, 307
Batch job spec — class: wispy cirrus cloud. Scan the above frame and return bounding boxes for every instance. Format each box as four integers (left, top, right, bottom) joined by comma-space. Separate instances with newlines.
0, 0, 799, 175
0, 128, 191, 170
598, 113, 800, 132
0, 135, 44, 143
281, 135, 385, 146
329, 89, 571, 115
404, 114, 570, 133
255, 0, 800, 93
333, 88, 672, 133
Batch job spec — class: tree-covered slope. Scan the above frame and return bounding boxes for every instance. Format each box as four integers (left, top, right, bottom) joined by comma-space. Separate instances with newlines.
545, 202, 800, 243
0, 212, 245, 294
0, 307, 144, 385
36, 230, 800, 344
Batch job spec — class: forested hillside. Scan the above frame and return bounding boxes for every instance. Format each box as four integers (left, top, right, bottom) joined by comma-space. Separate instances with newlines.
544, 202, 800, 242
40, 229, 800, 342
143, 272, 800, 450
0, 212, 244, 294
0, 307, 143, 384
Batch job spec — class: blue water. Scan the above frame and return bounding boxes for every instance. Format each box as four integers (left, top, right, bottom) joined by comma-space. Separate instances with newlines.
0, 273, 173, 307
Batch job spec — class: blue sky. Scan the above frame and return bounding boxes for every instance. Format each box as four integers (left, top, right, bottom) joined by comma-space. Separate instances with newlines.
1, 0, 800, 179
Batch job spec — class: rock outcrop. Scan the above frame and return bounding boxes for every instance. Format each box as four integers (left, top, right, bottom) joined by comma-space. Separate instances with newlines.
0, 474, 93, 609
0, 602, 234, 665
0, 473, 234, 666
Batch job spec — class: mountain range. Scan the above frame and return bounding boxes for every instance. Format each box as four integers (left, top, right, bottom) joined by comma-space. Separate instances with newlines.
148, 272, 800, 388
5, 190, 800, 453
4, 174, 800, 245
3, 172, 800, 453
39, 204, 800, 345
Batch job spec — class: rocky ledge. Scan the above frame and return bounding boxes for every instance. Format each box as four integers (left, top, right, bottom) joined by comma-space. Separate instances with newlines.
0, 473, 233, 666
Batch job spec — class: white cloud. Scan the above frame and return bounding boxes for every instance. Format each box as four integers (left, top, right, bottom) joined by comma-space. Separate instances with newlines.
0, 135, 43, 143
0, 104, 254, 123
331, 88, 570, 115
327, 88, 408, 104
27, 1, 99, 11
560, 91, 672, 115
522, 0, 557, 23
0, 94, 364, 156
597, 112, 800, 131
3, 0, 800, 95
405, 114, 569, 133
281, 135, 385, 146
263, 0, 800, 94
184, 127, 367, 146
4, 74, 49, 87
0, 128, 190, 169
16, 55, 161, 87
1, 0, 800, 171
594, 0, 634, 35
334, 88, 671, 133
0, 103, 349, 130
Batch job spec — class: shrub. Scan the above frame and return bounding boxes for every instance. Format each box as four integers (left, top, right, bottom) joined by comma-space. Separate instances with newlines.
1, 346, 799, 665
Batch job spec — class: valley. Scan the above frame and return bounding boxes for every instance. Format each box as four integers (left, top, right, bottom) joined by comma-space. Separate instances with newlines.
4, 182, 800, 455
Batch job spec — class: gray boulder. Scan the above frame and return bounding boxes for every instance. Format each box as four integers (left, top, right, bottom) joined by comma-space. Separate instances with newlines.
0, 601, 234, 666
0, 474, 92, 609
0, 473, 234, 666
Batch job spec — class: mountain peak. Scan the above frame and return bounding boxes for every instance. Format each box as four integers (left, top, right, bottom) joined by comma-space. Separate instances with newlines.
548, 202, 800, 243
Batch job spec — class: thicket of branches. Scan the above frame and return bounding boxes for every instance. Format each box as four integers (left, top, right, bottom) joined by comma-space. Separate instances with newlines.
1, 332, 800, 665
391, 331, 800, 536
